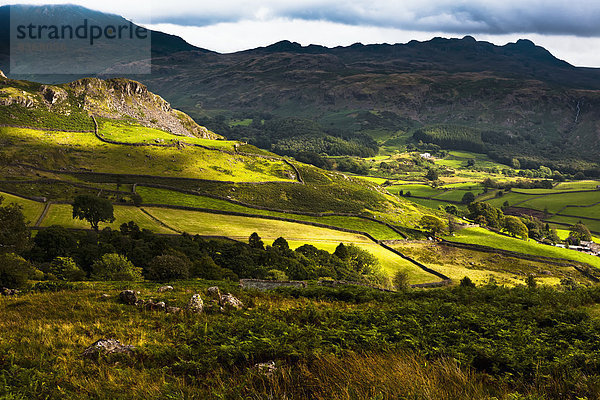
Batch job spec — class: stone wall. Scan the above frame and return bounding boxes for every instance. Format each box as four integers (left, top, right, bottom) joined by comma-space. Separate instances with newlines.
239, 279, 307, 290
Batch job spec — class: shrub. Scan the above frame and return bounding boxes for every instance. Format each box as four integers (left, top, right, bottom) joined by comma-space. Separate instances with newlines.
146, 254, 191, 281
91, 253, 142, 281
47, 257, 85, 281
0, 253, 34, 288
459, 276, 476, 288
393, 271, 410, 291
192, 254, 238, 281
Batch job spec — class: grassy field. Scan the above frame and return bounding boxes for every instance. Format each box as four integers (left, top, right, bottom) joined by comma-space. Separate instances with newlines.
547, 215, 600, 234
39, 204, 176, 234
391, 241, 566, 286
0, 192, 45, 224
0, 127, 295, 183
136, 186, 404, 240
516, 191, 600, 214
387, 184, 442, 198
560, 203, 600, 219
143, 207, 371, 243
141, 207, 434, 281
555, 180, 600, 190
448, 227, 600, 269
98, 119, 237, 150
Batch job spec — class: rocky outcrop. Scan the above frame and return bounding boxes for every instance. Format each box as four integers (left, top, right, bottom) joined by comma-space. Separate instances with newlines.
207, 286, 222, 301
187, 294, 204, 313
1, 288, 20, 296
82, 339, 135, 359
220, 293, 243, 310
69, 77, 219, 139
119, 290, 138, 305
39, 85, 67, 105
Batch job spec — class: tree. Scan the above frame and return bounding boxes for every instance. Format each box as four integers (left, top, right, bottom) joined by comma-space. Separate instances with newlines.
425, 168, 439, 181
0, 197, 31, 254
447, 215, 457, 235
72, 195, 115, 232
503, 216, 529, 239
511, 158, 521, 169
468, 202, 505, 229
570, 223, 592, 242
420, 215, 446, 237
146, 254, 191, 281
30, 225, 77, 262
272, 237, 290, 251
393, 270, 410, 291
461, 192, 476, 204
525, 275, 537, 289
47, 257, 85, 281
459, 276, 476, 288
445, 205, 459, 216
334, 243, 349, 260
248, 232, 264, 250
0, 253, 35, 288
91, 253, 142, 281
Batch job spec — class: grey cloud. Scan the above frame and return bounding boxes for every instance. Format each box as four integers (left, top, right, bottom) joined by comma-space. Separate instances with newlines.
144, 0, 600, 37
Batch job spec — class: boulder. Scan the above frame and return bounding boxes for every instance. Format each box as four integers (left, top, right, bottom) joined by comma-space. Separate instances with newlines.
82, 339, 135, 359
100, 294, 110, 300
157, 285, 174, 293
187, 294, 204, 313
254, 361, 277, 377
220, 293, 243, 310
166, 306, 182, 314
207, 286, 221, 301
1, 288, 19, 296
119, 290, 138, 305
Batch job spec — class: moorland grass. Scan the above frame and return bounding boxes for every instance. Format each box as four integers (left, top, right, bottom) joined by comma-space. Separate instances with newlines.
0, 127, 295, 183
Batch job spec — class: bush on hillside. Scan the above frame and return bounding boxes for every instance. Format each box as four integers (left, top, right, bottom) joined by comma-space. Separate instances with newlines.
146, 254, 191, 281
91, 253, 142, 281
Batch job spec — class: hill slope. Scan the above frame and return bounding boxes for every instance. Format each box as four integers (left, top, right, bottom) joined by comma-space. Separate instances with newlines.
0, 72, 217, 139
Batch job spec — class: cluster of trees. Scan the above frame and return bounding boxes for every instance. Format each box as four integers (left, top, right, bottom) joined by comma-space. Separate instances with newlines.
0, 196, 388, 289
466, 201, 592, 245
201, 115, 379, 159
482, 178, 554, 190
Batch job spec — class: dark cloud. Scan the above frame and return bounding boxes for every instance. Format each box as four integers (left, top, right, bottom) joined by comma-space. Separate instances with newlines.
145, 0, 600, 37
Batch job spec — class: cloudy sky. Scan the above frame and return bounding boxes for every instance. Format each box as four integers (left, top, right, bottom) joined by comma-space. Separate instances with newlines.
4, 0, 600, 66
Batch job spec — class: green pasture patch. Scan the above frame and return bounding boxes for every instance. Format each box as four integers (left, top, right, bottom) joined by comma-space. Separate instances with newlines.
560, 203, 600, 219
99, 119, 237, 150
39, 204, 176, 234
387, 184, 442, 198
547, 215, 600, 234
142, 207, 373, 243
0, 192, 45, 224
449, 227, 600, 269
136, 187, 404, 240
519, 191, 600, 214
555, 180, 600, 191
